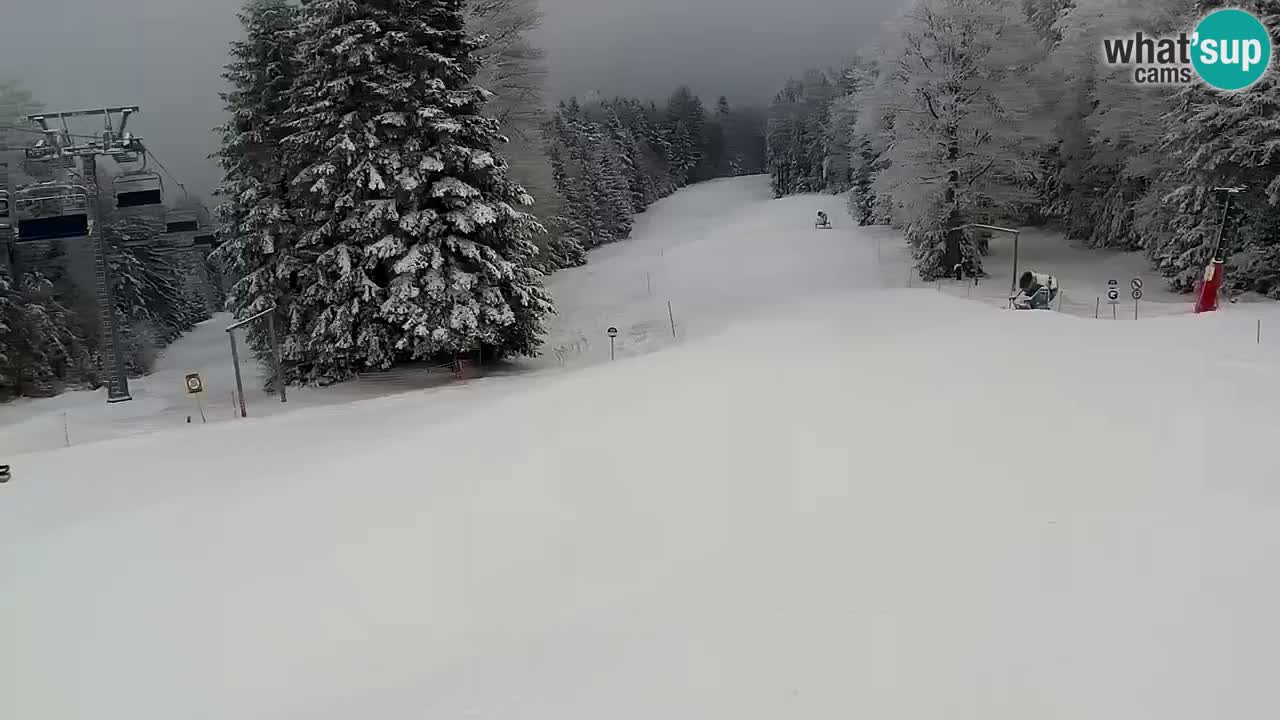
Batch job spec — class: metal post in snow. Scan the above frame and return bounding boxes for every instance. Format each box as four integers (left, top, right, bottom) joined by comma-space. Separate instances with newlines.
1135, 298, 1139, 321
646, 272, 652, 297
228, 330, 248, 418
1095, 297, 1100, 319
668, 301, 677, 340
1011, 231, 1020, 296
1258, 319, 1262, 344
267, 312, 287, 404
1113, 303, 1117, 321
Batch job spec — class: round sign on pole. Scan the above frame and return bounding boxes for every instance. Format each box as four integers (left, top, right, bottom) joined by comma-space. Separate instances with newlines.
1108, 279, 1119, 286
185, 373, 204, 395
1131, 278, 1144, 291
1132, 289, 1143, 300
1108, 289, 1120, 301
607, 327, 618, 338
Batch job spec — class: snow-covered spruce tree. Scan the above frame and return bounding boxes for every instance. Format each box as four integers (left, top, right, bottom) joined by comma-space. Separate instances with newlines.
553, 99, 610, 247
106, 219, 210, 372
542, 142, 588, 269
767, 70, 839, 197
665, 86, 706, 187
621, 98, 678, 204
1145, 0, 1280, 293
874, 0, 1050, 279
597, 103, 637, 237
211, 0, 303, 389
592, 131, 635, 241
767, 80, 807, 198
0, 265, 91, 400
830, 58, 889, 225
0, 264, 24, 400
705, 96, 731, 178
283, 0, 554, 383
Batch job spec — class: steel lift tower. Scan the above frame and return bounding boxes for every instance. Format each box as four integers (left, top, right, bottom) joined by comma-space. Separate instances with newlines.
24, 107, 150, 403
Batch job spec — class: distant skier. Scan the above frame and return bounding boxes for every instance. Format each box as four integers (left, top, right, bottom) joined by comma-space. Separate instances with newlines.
1014, 270, 1058, 310
815, 211, 831, 229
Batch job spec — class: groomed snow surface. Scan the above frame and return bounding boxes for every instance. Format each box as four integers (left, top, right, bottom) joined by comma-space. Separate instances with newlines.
5, 176, 1280, 719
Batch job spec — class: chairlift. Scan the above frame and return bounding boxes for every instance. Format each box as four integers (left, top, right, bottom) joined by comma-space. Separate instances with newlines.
114, 170, 163, 209
165, 210, 200, 234
13, 182, 89, 242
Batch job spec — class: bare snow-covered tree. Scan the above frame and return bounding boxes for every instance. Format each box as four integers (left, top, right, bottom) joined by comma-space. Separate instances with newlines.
874, 0, 1050, 279
467, 0, 565, 265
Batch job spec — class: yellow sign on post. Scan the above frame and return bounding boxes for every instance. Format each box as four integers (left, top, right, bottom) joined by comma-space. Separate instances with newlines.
184, 372, 207, 423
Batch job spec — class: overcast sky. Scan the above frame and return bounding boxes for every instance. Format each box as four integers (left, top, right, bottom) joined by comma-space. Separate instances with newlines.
0, 0, 897, 199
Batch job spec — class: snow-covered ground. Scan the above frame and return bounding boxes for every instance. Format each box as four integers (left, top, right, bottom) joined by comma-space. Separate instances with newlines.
5, 176, 1280, 719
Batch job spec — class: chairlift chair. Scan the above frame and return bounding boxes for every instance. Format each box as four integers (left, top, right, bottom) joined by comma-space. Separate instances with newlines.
114, 170, 163, 209
165, 209, 200, 234
13, 182, 89, 242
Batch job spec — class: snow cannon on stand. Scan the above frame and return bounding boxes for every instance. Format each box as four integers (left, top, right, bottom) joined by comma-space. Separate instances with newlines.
814, 211, 832, 230
1011, 270, 1058, 311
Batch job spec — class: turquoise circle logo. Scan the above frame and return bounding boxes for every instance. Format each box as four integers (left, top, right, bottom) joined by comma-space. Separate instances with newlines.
1192, 9, 1272, 91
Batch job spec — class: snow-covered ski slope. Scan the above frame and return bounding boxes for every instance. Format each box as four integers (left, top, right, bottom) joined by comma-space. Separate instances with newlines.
6, 176, 1280, 719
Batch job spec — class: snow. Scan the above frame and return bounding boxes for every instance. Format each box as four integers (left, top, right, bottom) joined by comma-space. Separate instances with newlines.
5, 176, 1280, 719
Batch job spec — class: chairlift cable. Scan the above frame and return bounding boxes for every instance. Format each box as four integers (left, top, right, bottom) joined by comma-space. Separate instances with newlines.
144, 149, 190, 203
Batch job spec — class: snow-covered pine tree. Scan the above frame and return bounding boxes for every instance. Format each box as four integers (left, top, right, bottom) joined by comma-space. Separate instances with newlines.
1146, 0, 1280, 293
830, 58, 887, 224
710, 96, 732, 177
0, 265, 21, 399
873, 0, 1050, 279
542, 142, 588, 269
632, 99, 679, 201
0, 266, 89, 400
556, 98, 611, 247
665, 86, 705, 187
600, 102, 639, 233
284, 0, 553, 381
1023, 0, 1075, 44
767, 79, 806, 198
211, 0, 303, 388
767, 70, 838, 197
592, 131, 635, 241
106, 219, 210, 371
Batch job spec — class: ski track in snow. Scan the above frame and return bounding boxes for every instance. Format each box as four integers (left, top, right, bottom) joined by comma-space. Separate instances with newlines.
5, 176, 1280, 719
